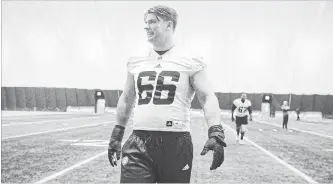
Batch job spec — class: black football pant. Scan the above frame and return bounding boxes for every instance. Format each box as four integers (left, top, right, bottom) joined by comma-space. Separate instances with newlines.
120, 130, 193, 183
235, 116, 248, 138
283, 115, 289, 129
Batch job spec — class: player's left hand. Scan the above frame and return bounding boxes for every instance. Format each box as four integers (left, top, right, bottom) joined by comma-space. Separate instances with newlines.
200, 125, 227, 170
249, 116, 253, 121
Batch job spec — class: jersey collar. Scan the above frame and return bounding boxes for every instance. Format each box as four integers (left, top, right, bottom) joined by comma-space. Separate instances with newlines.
149, 45, 178, 59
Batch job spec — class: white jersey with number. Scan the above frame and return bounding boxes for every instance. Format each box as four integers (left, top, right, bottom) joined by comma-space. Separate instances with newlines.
127, 46, 206, 132
233, 99, 252, 118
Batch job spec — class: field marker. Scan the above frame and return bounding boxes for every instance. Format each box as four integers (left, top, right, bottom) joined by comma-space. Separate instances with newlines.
254, 119, 333, 140
222, 122, 318, 184
3, 122, 114, 140
34, 143, 125, 184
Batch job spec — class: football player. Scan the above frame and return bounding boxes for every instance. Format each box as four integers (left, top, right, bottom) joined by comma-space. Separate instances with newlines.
296, 107, 301, 121
281, 101, 291, 129
107, 5, 226, 183
231, 93, 252, 144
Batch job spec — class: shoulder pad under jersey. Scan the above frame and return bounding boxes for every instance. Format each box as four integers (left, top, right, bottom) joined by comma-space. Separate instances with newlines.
175, 47, 207, 76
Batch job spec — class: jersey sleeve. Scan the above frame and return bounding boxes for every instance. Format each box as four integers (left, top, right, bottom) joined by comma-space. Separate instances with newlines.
126, 57, 140, 75
126, 58, 133, 74
233, 99, 238, 106
189, 56, 207, 76
248, 100, 252, 107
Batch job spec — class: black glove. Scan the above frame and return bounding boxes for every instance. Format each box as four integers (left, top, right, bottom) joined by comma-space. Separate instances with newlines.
108, 125, 125, 167
232, 114, 235, 122
249, 115, 253, 121
200, 125, 227, 170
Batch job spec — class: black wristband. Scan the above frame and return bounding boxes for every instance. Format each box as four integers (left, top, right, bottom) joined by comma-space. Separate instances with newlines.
110, 125, 125, 142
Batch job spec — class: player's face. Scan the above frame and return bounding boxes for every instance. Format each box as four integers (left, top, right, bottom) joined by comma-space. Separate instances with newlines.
144, 13, 169, 43
241, 94, 247, 100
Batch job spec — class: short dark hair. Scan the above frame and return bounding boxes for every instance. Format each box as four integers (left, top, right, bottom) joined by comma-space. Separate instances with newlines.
144, 5, 178, 31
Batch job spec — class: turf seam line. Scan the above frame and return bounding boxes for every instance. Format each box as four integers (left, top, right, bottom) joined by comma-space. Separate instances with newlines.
222, 123, 318, 184
2, 116, 103, 126
33, 151, 108, 184
254, 119, 333, 140
3, 122, 115, 140
33, 143, 125, 184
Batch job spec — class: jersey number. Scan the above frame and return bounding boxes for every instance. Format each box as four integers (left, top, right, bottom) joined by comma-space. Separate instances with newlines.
238, 107, 247, 113
137, 71, 180, 105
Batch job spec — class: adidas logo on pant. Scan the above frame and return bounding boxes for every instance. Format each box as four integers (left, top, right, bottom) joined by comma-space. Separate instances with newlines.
182, 164, 190, 171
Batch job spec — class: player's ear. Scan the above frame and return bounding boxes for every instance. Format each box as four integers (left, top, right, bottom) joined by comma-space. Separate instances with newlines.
167, 21, 173, 30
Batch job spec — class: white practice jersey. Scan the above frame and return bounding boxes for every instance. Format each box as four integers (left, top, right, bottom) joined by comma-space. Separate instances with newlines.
281, 105, 290, 116
233, 98, 252, 117
127, 46, 206, 132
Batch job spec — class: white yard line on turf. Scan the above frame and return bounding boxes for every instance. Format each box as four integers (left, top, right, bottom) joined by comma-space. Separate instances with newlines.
34, 151, 107, 184
1, 112, 70, 117
2, 115, 73, 120
2, 122, 115, 140
254, 119, 333, 140
33, 143, 125, 184
2, 116, 102, 126
222, 123, 318, 184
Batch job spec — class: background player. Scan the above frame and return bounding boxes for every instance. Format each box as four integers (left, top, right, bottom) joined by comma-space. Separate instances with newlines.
296, 107, 301, 121
281, 101, 291, 129
231, 93, 253, 144
107, 5, 227, 183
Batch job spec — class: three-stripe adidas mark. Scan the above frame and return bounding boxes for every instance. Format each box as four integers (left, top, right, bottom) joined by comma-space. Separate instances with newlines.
182, 164, 190, 171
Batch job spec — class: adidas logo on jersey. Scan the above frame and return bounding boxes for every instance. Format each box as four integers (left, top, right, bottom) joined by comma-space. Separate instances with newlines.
182, 164, 190, 171
166, 121, 173, 127
155, 64, 162, 68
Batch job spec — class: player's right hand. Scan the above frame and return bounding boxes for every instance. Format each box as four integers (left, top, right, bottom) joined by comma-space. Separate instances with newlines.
108, 140, 121, 166
232, 116, 235, 122
200, 125, 227, 170
108, 125, 125, 167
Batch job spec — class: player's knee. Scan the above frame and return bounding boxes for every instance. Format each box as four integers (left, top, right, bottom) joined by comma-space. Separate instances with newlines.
240, 125, 247, 133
